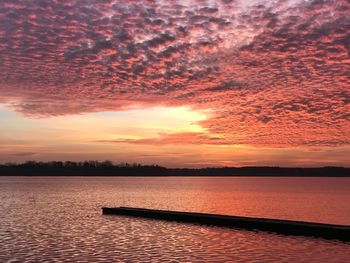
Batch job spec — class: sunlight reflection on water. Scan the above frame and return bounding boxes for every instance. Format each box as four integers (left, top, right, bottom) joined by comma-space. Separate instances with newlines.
0, 176, 349, 262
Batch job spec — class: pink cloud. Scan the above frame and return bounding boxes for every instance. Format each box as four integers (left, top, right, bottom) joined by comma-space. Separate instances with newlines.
0, 0, 349, 147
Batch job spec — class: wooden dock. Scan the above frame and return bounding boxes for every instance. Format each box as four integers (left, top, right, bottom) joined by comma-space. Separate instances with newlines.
102, 207, 350, 242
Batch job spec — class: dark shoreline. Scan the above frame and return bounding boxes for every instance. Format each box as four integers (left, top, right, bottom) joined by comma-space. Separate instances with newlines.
0, 163, 349, 176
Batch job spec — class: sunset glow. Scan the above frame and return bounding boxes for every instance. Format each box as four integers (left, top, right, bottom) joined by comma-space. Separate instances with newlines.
0, 0, 349, 167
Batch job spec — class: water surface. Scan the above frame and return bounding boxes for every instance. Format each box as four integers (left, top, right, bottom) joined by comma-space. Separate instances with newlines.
1, 176, 349, 262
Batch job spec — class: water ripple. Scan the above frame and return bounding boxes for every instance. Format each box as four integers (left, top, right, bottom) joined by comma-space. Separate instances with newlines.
1, 176, 349, 262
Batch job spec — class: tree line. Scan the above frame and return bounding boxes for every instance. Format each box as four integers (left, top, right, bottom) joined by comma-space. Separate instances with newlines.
0, 161, 349, 176
0, 160, 163, 169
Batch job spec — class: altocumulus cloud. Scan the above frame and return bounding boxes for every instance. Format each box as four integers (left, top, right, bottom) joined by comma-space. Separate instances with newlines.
0, 0, 349, 147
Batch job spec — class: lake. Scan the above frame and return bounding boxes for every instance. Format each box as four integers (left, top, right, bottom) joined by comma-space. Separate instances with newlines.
1, 176, 349, 262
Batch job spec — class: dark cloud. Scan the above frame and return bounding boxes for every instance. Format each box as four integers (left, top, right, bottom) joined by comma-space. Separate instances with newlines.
11, 152, 38, 157
204, 80, 248, 92
97, 132, 227, 146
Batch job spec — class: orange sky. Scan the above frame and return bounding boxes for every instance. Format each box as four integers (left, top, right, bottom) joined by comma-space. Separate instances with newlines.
0, 0, 349, 167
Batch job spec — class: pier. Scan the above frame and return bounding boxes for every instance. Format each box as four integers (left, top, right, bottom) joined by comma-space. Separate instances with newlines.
102, 207, 350, 242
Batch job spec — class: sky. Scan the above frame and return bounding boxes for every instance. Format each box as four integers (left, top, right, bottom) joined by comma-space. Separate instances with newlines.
0, 0, 349, 167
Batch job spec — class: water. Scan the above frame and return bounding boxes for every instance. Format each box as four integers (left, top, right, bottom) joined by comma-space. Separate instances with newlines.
0, 176, 349, 262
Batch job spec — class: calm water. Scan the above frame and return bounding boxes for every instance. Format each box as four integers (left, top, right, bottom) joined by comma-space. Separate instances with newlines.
0, 176, 349, 262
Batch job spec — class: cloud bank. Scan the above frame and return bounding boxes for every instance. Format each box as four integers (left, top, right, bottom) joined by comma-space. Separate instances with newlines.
0, 0, 349, 147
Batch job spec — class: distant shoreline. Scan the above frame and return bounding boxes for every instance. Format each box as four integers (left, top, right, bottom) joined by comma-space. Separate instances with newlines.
0, 162, 349, 177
